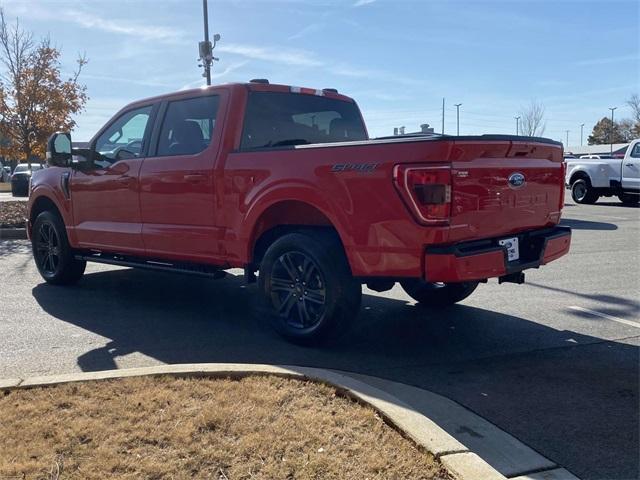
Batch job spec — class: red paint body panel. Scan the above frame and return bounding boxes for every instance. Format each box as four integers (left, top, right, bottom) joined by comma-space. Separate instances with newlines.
28, 82, 571, 282
70, 160, 145, 253
425, 230, 571, 282
426, 250, 507, 282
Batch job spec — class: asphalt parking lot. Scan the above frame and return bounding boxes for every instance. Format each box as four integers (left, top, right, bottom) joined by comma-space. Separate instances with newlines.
1, 197, 638, 480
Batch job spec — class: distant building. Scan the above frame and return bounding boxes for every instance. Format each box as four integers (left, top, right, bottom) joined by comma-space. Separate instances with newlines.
393, 123, 435, 136
565, 143, 629, 158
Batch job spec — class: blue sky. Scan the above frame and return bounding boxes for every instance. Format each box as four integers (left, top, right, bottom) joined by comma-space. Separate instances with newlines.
2, 0, 638, 145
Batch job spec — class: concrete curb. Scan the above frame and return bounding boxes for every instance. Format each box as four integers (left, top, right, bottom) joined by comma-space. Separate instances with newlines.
0, 227, 27, 239
3, 363, 507, 480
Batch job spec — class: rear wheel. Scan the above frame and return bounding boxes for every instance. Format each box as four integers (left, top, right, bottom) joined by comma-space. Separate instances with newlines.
571, 178, 599, 204
258, 231, 361, 344
401, 280, 478, 306
618, 193, 639, 205
32, 210, 86, 285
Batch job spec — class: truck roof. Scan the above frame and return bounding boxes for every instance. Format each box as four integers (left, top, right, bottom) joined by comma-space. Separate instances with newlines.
125, 81, 356, 111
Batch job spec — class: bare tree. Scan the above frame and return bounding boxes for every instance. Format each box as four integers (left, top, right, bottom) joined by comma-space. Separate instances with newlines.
626, 93, 640, 123
518, 100, 546, 137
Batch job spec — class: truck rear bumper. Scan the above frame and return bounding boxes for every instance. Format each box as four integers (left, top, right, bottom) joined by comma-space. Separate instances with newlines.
424, 226, 571, 283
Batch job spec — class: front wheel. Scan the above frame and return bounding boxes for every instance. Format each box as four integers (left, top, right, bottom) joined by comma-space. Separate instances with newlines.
401, 280, 479, 307
571, 178, 599, 204
618, 193, 639, 205
258, 231, 361, 344
32, 210, 86, 285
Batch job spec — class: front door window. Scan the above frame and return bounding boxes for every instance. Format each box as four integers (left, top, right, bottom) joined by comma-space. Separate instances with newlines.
93, 106, 152, 167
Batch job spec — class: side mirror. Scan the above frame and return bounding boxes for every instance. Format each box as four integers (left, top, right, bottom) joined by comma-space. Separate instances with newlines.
46, 132, 72, 167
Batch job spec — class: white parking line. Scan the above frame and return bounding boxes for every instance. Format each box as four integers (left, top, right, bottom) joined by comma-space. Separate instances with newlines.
569, 306, 640, 329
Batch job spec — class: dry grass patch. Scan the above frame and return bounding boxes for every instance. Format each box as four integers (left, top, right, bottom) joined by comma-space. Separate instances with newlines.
0, 375, 450, 479
0, 200, 27, 228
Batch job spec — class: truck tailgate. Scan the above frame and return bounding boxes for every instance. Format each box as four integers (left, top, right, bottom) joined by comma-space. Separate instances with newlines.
449, 140, 564, 241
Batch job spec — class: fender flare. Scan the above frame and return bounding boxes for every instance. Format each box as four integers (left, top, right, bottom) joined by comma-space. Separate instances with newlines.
239, 182, 352, 264
28, 186, 74, 242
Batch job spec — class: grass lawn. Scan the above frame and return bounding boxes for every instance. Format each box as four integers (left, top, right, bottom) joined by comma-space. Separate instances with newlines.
0, 200, 27, 228
0, 375, 450, 480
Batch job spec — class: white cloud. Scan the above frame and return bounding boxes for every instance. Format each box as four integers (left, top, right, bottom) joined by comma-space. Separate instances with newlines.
288, 23, 324, 41
81, 74, 174, 88
179, 61, 249, 90
573, 54, 640, 67
1, 1, 186, 44
217, 43, 323, 67
62, 9, 186, 44
354, 0, 376, 6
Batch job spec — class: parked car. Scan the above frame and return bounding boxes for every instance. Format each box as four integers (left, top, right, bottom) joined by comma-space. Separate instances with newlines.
11, 163, 43, 197
28, 80, 571, 344
566, 139, 640, 204
1, 165, 11, 182
579, 154, 613, 160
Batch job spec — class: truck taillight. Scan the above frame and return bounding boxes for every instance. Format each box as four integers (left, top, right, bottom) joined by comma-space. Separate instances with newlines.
393, 165, 452, 224
559, 161, 567, 209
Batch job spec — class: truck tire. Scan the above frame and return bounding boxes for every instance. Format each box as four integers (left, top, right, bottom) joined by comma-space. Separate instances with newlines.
258, 231, 361, 344
31, 210, 86, 285
618, 193, 639, 205
400, 280, 478, 306
571, 178, 599, 204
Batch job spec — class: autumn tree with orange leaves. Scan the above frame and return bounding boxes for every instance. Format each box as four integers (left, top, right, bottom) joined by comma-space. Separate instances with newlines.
0, 9, 88, 162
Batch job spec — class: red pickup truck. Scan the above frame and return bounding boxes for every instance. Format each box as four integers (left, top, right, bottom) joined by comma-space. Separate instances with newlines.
30, 80, 571, 343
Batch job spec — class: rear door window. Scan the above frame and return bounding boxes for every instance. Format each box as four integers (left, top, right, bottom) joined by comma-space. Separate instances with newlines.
241, 92, 367, 150
157, 95, 220, 157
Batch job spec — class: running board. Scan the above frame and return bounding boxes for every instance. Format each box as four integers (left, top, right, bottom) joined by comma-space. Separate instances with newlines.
75, 252, 227, 279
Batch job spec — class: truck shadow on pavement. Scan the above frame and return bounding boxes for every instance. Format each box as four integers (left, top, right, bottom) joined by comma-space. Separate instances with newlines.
559, 218, 618, 230
31, 268, 639, 480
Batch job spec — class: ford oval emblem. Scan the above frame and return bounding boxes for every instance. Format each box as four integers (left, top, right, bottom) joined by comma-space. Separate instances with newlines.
508, 172, 526, 189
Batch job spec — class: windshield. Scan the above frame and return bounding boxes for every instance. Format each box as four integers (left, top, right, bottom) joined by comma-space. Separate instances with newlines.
241, 92, 367, 150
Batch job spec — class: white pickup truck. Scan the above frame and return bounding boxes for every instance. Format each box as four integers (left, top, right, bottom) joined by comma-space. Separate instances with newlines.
566, 138, 640, 205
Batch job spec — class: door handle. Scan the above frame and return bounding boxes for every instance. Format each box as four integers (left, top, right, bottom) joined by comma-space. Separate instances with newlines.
184, 173, 207, 183
625, 163, 634, 167
116, 176, 135, 186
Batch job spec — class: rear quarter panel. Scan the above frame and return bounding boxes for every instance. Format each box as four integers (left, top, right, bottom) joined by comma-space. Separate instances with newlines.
222, 140, 457, 277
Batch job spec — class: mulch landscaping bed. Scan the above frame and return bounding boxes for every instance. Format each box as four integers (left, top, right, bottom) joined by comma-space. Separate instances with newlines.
0, 375, 451, 480
0, 200, 27, 228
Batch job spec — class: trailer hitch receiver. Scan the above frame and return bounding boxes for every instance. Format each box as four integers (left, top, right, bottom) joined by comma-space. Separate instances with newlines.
499, 272, 525, 284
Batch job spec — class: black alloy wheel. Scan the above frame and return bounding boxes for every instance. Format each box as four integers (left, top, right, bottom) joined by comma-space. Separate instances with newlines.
258, 231, 361, 344
34, 220, 62, 277
269, 251, 327, 330
31, 210, 86, 285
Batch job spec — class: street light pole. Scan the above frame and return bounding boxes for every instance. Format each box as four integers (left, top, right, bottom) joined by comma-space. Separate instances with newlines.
608, 107, 617, 156
514, 116, 520, 136
565, 130, 570, 147
441, 98, 445, 135
202, 0, 211, 86
580, 123, 584, 146
454, 103, 462, 136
